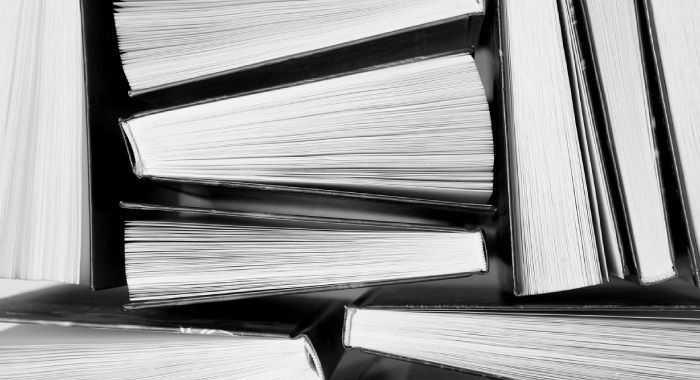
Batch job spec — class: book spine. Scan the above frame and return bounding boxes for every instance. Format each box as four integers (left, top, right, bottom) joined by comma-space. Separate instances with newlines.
492, 0, 520, 296
118, 118, 146, 178
300, 336, 325, 380
341, 306, 356, 349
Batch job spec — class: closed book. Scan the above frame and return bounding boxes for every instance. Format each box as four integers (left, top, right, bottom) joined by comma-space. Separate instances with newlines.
639, 0, 700, 289
342, 277, 700, 380
119, 50, 496, 211
1, 0, 85, 284
120, 202, 488, 309
0, 285, 349, 380
112, 0, 486, 98
490, 0, 607, 296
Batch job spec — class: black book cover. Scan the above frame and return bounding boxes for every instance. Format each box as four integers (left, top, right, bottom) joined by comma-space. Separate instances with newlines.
80, 0, 186, 290
331, 351, 489, 380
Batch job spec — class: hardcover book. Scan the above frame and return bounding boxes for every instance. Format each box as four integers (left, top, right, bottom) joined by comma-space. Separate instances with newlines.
0, 285, 351, 380
120, 202, 488, 309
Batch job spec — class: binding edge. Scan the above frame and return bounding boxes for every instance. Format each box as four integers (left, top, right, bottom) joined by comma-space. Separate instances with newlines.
301, 336, 325, 380
119, 118, 145, 178
341, 306, 357, 349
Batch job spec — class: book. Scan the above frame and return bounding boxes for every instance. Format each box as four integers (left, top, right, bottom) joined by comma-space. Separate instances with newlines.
641, 0, 700, 288
0, 285, 351, 380
495, 0, 606, 295
0, 0, 86, 284
120, 51, 495, 207
0, 324, 320, 380
113, 0, 485, 96
572, 0, 677, 285
120, 202, 488, 309
342, 279, 700, 380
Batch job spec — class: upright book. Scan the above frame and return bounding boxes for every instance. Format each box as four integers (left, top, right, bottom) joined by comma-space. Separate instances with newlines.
114, 0, 485, 96
495, 0, 606, 295
120, 202, 488, 309
641, 0, 700, 288
0, 285, 349, 380
0, 0, 85, 283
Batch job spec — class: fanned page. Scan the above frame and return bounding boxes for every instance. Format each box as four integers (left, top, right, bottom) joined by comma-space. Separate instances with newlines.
648, 0, 700, 283
344, 309, 700, 380
114, 0, 484, 94
0, 323, 320, 380
122, 53, 493, 204
0, 0, 84, 283
124, 218, 487, 304
501, 0, 603, 295
584, 0, 675, 284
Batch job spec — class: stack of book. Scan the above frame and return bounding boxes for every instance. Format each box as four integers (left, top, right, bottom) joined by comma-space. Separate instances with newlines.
2, 0, 700, 379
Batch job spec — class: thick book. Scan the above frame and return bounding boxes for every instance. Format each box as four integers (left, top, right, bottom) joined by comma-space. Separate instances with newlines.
0, 0, 85, 284
640, 0, 700, 289
113, 0, 485, 97
119, 51, 496, 209
0, 285, 349, 380
491, 0, 607, 296
342, 278, 700, 380
571, 0, 677, 285
120, 202, 488, 310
